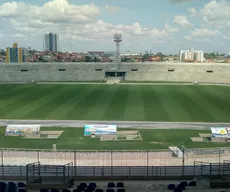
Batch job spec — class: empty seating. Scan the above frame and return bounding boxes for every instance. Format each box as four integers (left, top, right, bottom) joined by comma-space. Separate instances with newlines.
116, 182, 124, 188
51, 189, 60, 192
167, 184, 176, 190
95, 189, 103, 192
17, 189, 27, 192
107, 182, 115, 188
167, 181, 197, 191
188, 181, 196, 186
106, 189, 114, 192
117, 189, 125, 192
62, 189, 71, 192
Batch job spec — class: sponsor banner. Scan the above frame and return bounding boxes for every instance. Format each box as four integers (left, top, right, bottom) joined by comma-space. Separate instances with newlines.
5, 124, 40, 136
84, 124, 117, 136
210, 127, 230, 138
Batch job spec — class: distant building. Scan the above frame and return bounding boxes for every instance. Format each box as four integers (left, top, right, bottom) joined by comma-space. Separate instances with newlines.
44, 33, 59, 52
179, 48, 204, 62
6, 43, 27, 63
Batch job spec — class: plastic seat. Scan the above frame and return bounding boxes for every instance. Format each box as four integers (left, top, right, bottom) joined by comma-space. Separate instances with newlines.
40, 189, 49, 192
167, 184, 176, 190
62, 189, 71, 192
18, 189, 27, 192
95, 189, 103, 192
106, 189, 114, 192
116, 182, 124, 188
17, 182, 26, 188
72, 189, 81, 192
117, 189, 125, 192
88, 182, 96, 189
51, 189, 60, 192
180, 181, 187, 186
188, 181, 196, 186
107, 182, 115, 188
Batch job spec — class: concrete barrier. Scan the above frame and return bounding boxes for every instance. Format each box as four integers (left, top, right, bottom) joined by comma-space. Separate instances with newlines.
0, 62, 230, 83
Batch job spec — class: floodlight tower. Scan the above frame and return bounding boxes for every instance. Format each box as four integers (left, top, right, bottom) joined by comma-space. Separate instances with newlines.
114, 33, 122, 69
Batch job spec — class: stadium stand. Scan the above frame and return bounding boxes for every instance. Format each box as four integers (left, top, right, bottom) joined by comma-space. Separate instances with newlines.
0, 62, 230, 83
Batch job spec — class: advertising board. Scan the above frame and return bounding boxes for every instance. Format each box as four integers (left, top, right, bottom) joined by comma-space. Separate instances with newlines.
84, 124, 117, 136
210, 127, 230, 138
5, 124, 40, 136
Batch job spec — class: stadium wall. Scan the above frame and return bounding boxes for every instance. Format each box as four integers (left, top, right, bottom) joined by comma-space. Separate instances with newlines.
0, 62, 230, 83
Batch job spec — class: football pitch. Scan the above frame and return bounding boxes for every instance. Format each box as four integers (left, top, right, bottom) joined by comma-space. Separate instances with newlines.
1, 127, 230, 150
0, 84, 230, 122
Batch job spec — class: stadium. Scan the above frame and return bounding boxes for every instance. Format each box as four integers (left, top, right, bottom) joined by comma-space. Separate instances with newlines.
1, 62, 230, 191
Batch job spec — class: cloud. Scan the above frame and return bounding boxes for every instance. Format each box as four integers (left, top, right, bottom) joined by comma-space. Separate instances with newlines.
191, 28, 221, 37
105, 4, 119, 13
173, 15, 191, 27
188, 8, 197, 17
199, 0, 230, 28
0, 0, 176, 45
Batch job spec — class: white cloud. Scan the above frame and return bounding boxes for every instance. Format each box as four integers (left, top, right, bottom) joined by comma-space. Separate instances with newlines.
191, 28, 221, 37
173, 15, 191, 27
105, 4, 119, 13
199, 0, 230, 28
188, 8, 197, 17
184, 35, 192, 40
0, 0, 176, 47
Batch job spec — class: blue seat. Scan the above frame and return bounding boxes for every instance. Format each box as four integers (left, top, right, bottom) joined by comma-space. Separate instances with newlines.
88, 182, 96, 188
18, 189, 27, 192
180, 181, 187, 187
72, 189, 81, 192
174, 188, 183, 192
167, 184, 176, 190
17, 182, 25, 188
0, 182, 7, 191
106, 189, 114, 192
117, 189, 125, 192
188, 181, 196, 186
8, 182, 17, 192
51, 189, 60, 192
107, 182, 115, 188
62, 189, 71, 192
95, 189, 103, 192
116, 182, 124, 188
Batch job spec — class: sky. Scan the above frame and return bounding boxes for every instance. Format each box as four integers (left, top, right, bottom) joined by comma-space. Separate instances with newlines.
0, 0, 230, 54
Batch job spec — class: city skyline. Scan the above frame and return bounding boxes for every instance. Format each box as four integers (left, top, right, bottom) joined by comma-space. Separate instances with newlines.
0, 0, 230, 53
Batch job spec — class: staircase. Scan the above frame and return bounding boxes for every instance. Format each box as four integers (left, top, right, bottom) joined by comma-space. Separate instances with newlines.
106, 77, 121, 84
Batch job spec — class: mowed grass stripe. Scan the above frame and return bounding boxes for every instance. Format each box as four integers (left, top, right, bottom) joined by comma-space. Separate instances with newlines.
142, 85, 170, 121
0, 84, 26, 98
62, 84, 102, 120
156, 86, 192, 121
103, 85, 129, 120
25, 85, 74, 119
46, 84, 87, 119
83, 85, 118, 120
124, 85, 145, 121
0, 85, 58, 117
4, 85, 71, 119
175, 86, 214, 122
184, 86, 220, 122
193, 86, 230, 122
0, 84, 40, 106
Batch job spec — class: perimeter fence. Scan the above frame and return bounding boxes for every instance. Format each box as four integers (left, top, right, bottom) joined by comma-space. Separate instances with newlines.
1, 147, 230, 166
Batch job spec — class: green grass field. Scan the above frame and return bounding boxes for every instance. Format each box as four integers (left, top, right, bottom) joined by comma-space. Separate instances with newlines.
0, 84, 230, 122
0, 127, 229, 150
